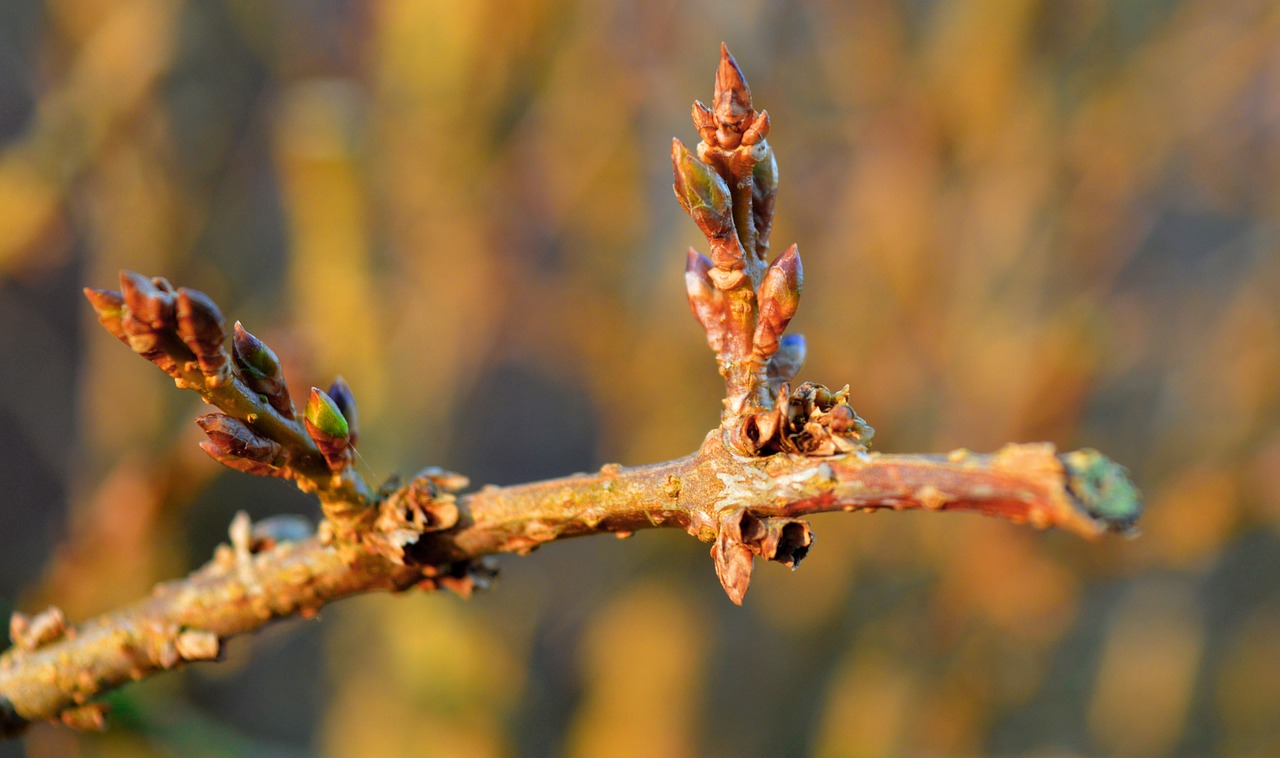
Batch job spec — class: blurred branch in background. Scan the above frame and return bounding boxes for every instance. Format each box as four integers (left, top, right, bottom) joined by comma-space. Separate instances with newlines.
0, 0, 1278, 755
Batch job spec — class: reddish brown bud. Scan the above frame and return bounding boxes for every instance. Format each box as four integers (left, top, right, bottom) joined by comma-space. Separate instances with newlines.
83, 288, 128, 344
753, 244, 803, 357
685, 249, 727, 353
713, 43, 753, 148
711, 529, 754, 606
119, 270, 174, 330
232, 322, 294, 418
176, 288, 229, 379
741, 109, 770, 146
198, 441, 278, 477
195, 412, 282, 463
327, 375, 359, 447
692, 100, 718, 144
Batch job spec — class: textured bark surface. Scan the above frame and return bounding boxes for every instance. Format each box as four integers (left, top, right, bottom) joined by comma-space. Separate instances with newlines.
0, 431, 1135, 735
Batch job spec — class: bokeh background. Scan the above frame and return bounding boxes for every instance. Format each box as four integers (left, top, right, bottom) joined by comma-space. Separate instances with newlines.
2, 0, 1279, 755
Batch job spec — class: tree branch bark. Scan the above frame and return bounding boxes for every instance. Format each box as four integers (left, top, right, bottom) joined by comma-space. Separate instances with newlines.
0, 432, 1135, 736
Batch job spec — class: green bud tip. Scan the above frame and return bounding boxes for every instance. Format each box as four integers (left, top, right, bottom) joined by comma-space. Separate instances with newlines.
232, 321, 281, 379
305, 387, 349, 440
1063, 450, 1142, 533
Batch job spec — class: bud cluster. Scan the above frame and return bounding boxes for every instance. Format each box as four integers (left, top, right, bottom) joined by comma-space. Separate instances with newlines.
83, 271, 366, 497
672, 46, 870, 457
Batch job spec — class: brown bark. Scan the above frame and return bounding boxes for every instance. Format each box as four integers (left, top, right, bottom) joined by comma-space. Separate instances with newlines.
0, 432, 1132, 736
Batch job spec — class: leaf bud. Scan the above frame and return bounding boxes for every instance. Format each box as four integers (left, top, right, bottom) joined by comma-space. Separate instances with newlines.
83, 288, 128, 344
305, 387, 351, 471
685, 249, 726, 353
671, 138, 734, 238
327, 375, 359, 447
176, 288, 229, 379
753, 244, 803, 357
195, 412, 282, 463
232, 322, 294, 418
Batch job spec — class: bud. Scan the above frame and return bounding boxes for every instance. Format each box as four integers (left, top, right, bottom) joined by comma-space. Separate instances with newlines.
233, 322, 294, 418
119, 270, 174, 331
741, 108, 770, 146
753, 244, 803, 357
199, 440, 277, 476
671, 138, 734, 239
327, 375, 359, 447
766, 333, 806, 390
196, 412, 282, 463
83, 288, 128, 344
685, 249, 726, 353
176, 288, 229, 378
305, 387, 351, 471
712, 43, 753, 148
711, 530, 754, 606
751, 148, 778, 255
691, 100, 717, 144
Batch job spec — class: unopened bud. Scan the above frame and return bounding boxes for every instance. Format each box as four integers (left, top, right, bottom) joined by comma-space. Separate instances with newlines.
685, 249, 727, 353
751, 148, 778, 254
753, 244, 803, 357
233, 322, 294, 418
199, 440, 277, 476
327, 375, 359, 447
196, 412, 282, 463
119, 270, 174, 331
712, 43, 753, 148
176, 288, 229, 379
741, 109, 770, 146
672, 138, 734, 238
692, 100, 718, 144
83, 288, 128, 344
305, 387, 351, 471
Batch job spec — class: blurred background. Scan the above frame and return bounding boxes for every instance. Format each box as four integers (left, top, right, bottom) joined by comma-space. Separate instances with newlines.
1, 0, 1278, 755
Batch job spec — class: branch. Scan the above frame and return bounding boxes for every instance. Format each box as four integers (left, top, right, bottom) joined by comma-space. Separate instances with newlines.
0, 433, 1136, 735
0, 45, 1141, 737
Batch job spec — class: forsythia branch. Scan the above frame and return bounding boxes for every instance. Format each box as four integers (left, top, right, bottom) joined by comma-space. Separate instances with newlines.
0, 45, 1140, 737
